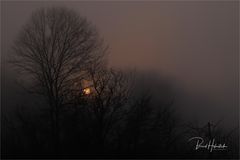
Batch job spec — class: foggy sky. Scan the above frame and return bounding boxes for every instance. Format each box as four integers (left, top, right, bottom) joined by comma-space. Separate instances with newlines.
1, 1, 239, 128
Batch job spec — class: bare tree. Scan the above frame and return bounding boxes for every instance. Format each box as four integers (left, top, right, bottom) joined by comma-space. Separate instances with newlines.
76, 66, 134, 151
11, 7, 107, 152
65, 66, 178, 154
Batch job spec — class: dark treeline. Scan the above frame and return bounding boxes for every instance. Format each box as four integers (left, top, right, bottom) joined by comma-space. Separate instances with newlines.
1, 7, 239, 159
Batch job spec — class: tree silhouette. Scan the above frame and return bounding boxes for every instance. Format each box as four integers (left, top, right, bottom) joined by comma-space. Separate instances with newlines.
60, 68, 178, 155
66, 64, 135, 153
11, 7, 107, 152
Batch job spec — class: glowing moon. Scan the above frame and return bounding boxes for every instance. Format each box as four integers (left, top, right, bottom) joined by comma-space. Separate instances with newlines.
83, 88, 91, 95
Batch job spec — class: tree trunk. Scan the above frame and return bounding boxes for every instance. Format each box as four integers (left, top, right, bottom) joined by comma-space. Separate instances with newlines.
50, 102, 60, 153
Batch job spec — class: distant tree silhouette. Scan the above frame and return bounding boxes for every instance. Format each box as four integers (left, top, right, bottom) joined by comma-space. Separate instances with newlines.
66, 64, 135, 153
62, 67, 178, 155
11, 7, 107, 152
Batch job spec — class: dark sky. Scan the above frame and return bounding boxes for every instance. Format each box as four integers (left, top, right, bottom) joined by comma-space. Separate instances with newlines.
1, 1, 239, 128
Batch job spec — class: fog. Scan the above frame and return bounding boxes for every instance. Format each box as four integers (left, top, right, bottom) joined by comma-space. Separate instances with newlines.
1, 1, 238, 129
